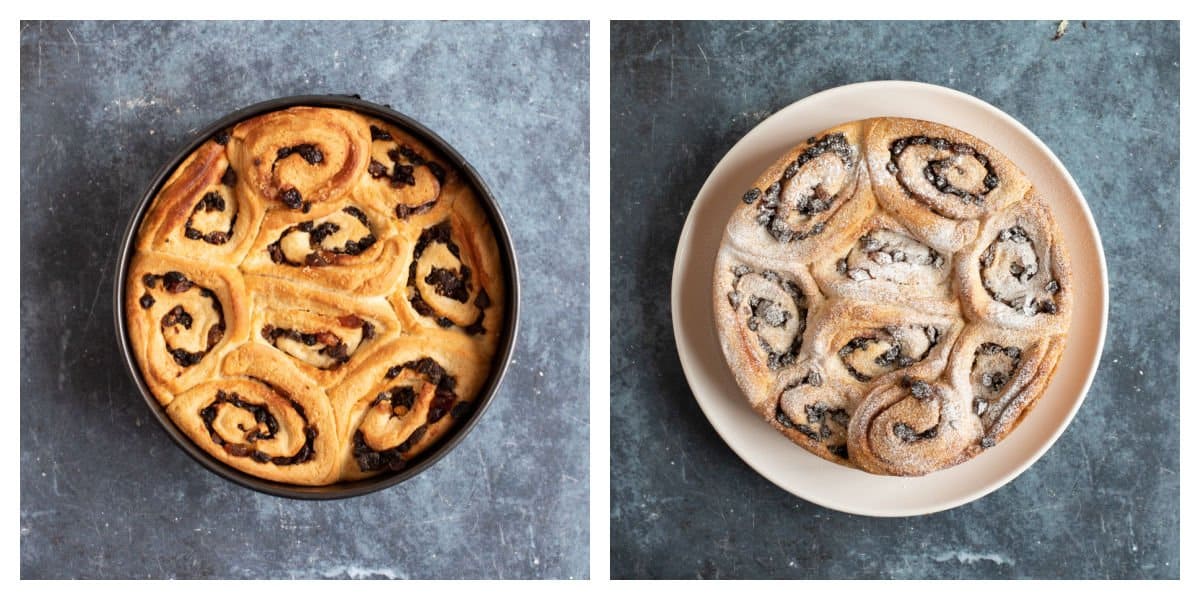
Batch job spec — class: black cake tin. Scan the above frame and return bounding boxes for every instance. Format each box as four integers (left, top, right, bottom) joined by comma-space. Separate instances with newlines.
112, 95, 520, 499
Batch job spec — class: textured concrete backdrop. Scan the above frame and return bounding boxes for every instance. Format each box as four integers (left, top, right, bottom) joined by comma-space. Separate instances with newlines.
21, 21, 589, 579
610, 20, 1179, 579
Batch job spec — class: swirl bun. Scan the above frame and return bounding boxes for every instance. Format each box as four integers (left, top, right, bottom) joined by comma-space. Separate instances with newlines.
714, 117, 1071, 476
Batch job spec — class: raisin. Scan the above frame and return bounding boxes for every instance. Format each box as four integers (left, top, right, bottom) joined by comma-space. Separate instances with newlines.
908, 379, 932, 400
742, 188, 761, 204
389, 163, 416, 187
162, 271, 192, 293
368, 159, 388, 179
426, 268, 470, 302
221, 166, 237, 187
474, 289, 492, 309
369, 125, 393, 141
139, 293, 155, 308
398, 145, 425, 165
277, 143, 324, 165
279, 188, 303, 209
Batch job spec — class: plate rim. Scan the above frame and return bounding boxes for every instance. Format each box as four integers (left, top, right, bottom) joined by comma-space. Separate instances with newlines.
669, 80, 1110, 517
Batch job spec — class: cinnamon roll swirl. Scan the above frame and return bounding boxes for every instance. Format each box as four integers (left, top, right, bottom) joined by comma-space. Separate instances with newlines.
847, 375, 980, 476
245, 275, 402, 388
125, 252, 251, 404
958, 189, 1073, 332
166, 344, 340, 485
714, 116, 1072, 476
125, 104, 507, 487
390, 191, 506, 358
328, 335, 486, 480
227, 107, 371, 212
241, 199, 406, 296
351, 119, 453, 227
136, 140, 264, 264
724, 122, 875, 263
713, 246, 823, 416
864, 118, 1030, 253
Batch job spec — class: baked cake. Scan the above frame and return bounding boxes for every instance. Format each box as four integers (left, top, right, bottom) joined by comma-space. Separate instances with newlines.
125, 106, 506, 485
713, 117, 1072, 476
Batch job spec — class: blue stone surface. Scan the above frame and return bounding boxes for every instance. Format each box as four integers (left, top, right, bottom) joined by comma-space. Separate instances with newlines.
21, 20, 589, 579
610, 20, 1178, 579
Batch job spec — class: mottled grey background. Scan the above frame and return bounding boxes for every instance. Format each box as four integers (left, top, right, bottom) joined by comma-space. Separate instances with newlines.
21, 21, 588, 579
611, 21, 1178, 579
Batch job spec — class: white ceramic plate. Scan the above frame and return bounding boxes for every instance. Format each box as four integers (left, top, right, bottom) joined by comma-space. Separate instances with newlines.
670, 81, 1108, 517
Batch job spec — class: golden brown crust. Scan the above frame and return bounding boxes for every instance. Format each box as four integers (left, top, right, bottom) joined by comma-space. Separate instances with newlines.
388, 187, 507, 361
240, 197, 407, 296
327, 334, 487, 481
135, 141, 265, 264
243, 275, 402, 389
227, 107, 371, 211
714, 116, 1072, 476
167, 344, 340, 485
125, 251, 251, 404
126, 106, 506, 486
349, 118, 456, 229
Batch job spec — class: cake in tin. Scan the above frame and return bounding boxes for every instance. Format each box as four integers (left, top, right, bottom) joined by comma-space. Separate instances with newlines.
125, 106, 506, 485
713, 117, 1072, 476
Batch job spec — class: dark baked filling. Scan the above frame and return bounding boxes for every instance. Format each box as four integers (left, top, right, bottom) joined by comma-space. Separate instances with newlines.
742, 133, 856, 243
267, 205, 377, 267
407, 220, 490, 335
352, 357, 466, 472
837, 229, 946, 287
980, 226, 1060, 315
183, 168, 238, 245
775, 376, 851, 458
889, 377, 941, 444
887, 135, 999, 217
838, 325, 940, 382
140, 271, 225, 368
272, 142, 325, 211
260, 314, 376, 370
199, 387, 316, 465
366, 132, 447, 219
727, 265, 807, 370
970, 342, 1023, 433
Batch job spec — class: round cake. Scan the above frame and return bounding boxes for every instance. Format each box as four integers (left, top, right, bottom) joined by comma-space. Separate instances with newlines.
124, 106, 506, 486
712, 117, 1072, 476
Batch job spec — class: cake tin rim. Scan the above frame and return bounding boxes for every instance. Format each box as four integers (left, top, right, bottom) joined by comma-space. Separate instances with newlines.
112, 94, 521, 500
